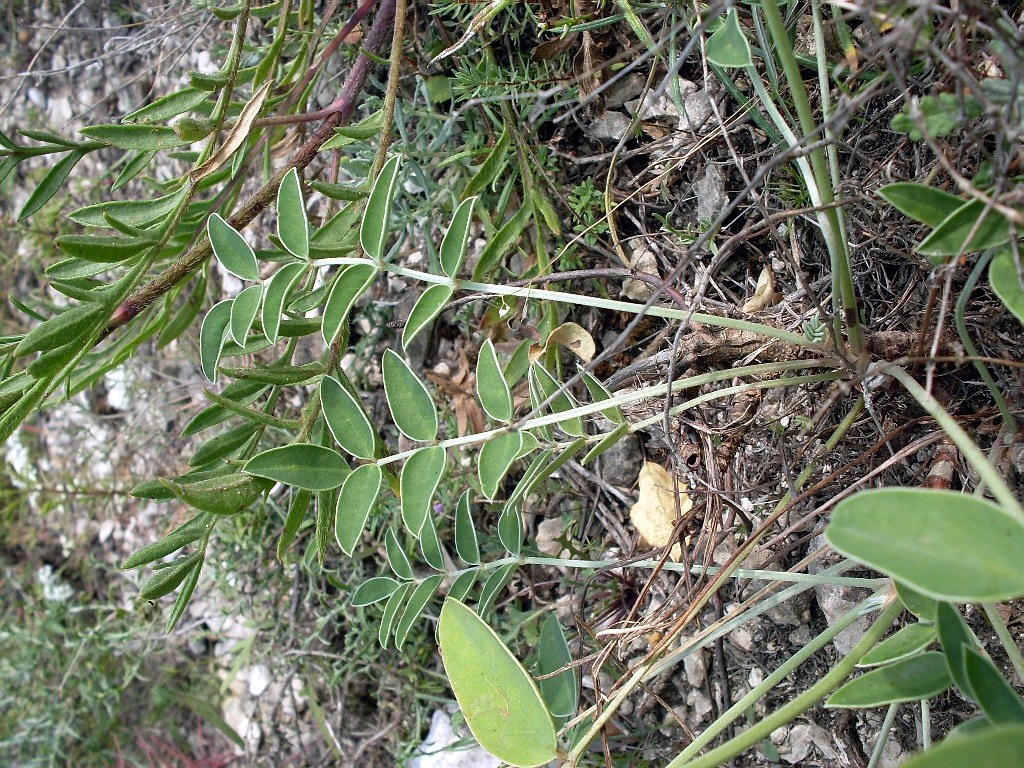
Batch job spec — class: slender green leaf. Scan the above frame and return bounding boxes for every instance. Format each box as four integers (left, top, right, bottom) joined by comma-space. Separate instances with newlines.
139, 552, 202, 601
438, 599, 558, 767
379, 582, 412, 647
441, 196, 477, 277
160, 473, 270, 515
322, 263, 377, 346
199, 299, 233, 382
827, 653, 951, 708
277, 489, 311, 561
383, 349, 438, 442
860, 623, 936, 667
478, 432, 524, 500
243, 445, 348, 491
351, 576, 401, 607
122, 519, 206, 570
476, 339, 513, 422
580, 369, 624, 423
55, 234, 151, 263
402, 284, 453, 349
208, 213, 259, 280
277, 167, 309, 259
395, 574, 444, 649
188, 421, 258, 467
19, 150, 86, 221
472, 204, 532, 281
454, 490, 480, 565
448, 570, 478, 603
124, 87, 208, 123
182, 380, 266, 436
463, 127, 510, 200
937, 601, 981, 700
68, 190, 183, 228
419, 514, 446, 571
477, 562, 516, 616
81, 123, 186, 150
401, 445, 446, 535
165, 557, 202, 631
321, 375, 377, 460
878, 183, 964, 228
963, 647, 1024, 725
896, 582, 938, 622
360, 155, 402, 261
498, 503, 523, 554
262, 262, 306, 344
706, 8, 753, 68
14, 303, 106, 357
582, 422, 631, 465
538, 613, 578, 719
112, 150, 157, 191
530, 363, 585, 437
898, 725, 1024, 768
825, 488, 1024, 602
990, 249, 1024, 326
229, 284, 263, 345
335, 463, 382, 555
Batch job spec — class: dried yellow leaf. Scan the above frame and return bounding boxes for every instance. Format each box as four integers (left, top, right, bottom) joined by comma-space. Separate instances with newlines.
740, 265, 776, 313
629, 461, 692, 561
546, 322, 596, 363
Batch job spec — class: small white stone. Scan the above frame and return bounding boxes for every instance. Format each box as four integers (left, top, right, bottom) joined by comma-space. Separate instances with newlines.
248, 664, 271, 697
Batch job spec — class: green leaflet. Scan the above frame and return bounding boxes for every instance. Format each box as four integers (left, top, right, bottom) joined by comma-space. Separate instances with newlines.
320, 375, 376, 460
139, 552, 203, 601
243, 444, 349, 491
321, 263, 378, 346
878, 183, 964, 228
827, 653, 951, 708
14, 302, 106, 357
123, 87, 209, 123
705, 8, 753, 68
400, 445, 446, 535
19, 150, 87, 221
440, 196, 477, 277
394, 574, 444, 649
199, 299, 233, 382
478, 431, 523, 500
438, 599, 558, 767
121, 515, 208, 570
918, 199, 1011, 258
80, 123, 187, 150
859, 622, 936, 667
55, 234, 152, 263
160, 473, 271, 515
402, 284, 453, 350
262, 262, 306, 344
229, 284, 263, 346
476, 338, 513, 422
454, 490, 480, 565
385, 527, 414, 580
208, 214, 259, 280
990, 249, 1024, 326
335, 463, 382, 555
277, 167, 309, 259
383, 349, 438, 442
351, 576, 401, 607
537, 613, 578, 719
360, 155, 402, 261
899, 726, 1024, 768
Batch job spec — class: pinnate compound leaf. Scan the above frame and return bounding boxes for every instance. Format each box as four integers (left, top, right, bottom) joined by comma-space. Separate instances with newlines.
860, 623, 936, 667
706, 8, 753, 68
538, 613, 578, 719
322, 263, 377, 346
243, 445, 347, 491
199, 299, 233, 382
918, 200, 1010, 258
394, 574, 444, 649
825, 488, 1024, 602
401, 446, 446, 535
476, 339, 513, 422
878, 183, 964, 228
438, 599, 558, 767
828, 652, 951, 708
899, 725, 1024, 768
277, 167, 309, 259
454, 490, 480, 565
229, 284, 263, 345
351, 576, 401, 607
990, 250, 1024, 326
403, 284, 453, 349
383, 349, 438, 442
360, 155, 402, 261
962, 647, 1024, 725
440, 196, 477, 277
208, 213, 259, 280
320, 375, 377, 460
335, 463, 382, 555
478, 432, 524, 500
262, 262, 305, 344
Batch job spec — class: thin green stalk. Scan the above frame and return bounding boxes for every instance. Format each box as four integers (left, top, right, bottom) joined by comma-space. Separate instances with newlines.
887, 366, 1023, 522
954, 251, 1015, 430
758, 0, 863, 360
866, 703, 900, 768
667, 590, 888, 766
313, 256, 812, 345
673, 598, 902, 768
